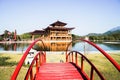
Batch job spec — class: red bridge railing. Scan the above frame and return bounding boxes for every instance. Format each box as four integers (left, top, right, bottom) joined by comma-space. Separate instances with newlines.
66, 51, 105, 80
81, 39, 120, 72
66, 39, 120, 72
66, 39, 120, 80
25, 51, 46, 80
11, 39, 46, 80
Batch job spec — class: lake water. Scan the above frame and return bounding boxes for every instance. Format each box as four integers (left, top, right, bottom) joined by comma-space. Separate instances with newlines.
72, 42, 120, 52
0, 43, 29, 51
0, 42, 120, 52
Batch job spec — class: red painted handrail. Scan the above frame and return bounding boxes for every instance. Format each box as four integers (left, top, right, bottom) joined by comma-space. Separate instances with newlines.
11, 39, 46, 80
66, 39, 120, 72
25, 51, 46, 80
66, 51, 105, 80
81, 39, 120, 72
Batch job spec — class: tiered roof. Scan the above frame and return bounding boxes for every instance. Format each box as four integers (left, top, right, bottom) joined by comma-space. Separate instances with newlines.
30, 30, 45, 35
44, 21, 74, 31
44, 27, 74, 31
50, 21, 67, 26
30, 21, 74, 34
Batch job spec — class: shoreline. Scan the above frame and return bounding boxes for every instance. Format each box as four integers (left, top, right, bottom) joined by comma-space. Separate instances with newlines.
0, 50, 120, 54
103, 41, 120, 44
0, 41, 120, 43
0, 41, 33, 43
0, 40, 72, 43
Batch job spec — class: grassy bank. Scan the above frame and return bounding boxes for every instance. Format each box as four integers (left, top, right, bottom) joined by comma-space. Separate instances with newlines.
0, 53, 120, 80
84, 53, 120, 80
0, 53, 28, 80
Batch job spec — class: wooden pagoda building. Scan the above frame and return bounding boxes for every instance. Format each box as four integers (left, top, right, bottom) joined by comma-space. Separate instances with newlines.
44, 21, 74, 42
30, 21, 74, 42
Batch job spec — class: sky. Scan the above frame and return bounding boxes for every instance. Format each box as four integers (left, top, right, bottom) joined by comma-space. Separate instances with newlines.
0, 0, 120, 36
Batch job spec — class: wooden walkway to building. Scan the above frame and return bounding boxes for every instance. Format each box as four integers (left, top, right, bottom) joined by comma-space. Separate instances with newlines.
36, 63, 83, 80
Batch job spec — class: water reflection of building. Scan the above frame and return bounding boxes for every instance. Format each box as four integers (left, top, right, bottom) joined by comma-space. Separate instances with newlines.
36, 42, 72, 51
49, 42, 72, 51
30, 21, 74, 42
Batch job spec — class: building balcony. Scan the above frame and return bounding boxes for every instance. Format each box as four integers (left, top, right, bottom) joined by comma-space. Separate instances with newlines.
50, 34, 71, 37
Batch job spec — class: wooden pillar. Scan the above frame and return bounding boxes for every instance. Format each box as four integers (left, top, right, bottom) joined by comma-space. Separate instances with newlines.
14, 29, 17, 41
32, 35, 35, 41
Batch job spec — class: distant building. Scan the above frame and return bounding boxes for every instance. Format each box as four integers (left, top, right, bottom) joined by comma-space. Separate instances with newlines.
30, 21, 74, 42
30, 30, 45, 41
0, 30, 17, 41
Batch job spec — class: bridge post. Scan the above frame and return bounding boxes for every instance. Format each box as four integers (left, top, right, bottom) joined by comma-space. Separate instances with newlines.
81, 56, 84, 71
72, 52, 73, 62
40, 53, 42, 66
90, 66, 94, 80
39, 53, 41, 66
36, 57, 38, 73
30, 69, 33, 80
75, 52, 78, 65
44, 52, 46, 63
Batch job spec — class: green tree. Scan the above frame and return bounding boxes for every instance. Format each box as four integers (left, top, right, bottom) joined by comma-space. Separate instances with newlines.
4, 30, 9, 39
0, 36, 3, 41
20, 33, 32, 40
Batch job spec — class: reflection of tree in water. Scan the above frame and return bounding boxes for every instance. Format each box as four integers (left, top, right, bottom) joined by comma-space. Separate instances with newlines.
0, 43, 29, 51
101, 43, 120, 50
17, 43, 29, 51
72, 41, 76, 47
4, 43, 12, 50
3, 43, 17, 51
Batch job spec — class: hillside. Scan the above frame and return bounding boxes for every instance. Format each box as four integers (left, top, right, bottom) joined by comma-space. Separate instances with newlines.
87, 26, 120, 41
104, 26, 120, 35
87, 33, 102, 36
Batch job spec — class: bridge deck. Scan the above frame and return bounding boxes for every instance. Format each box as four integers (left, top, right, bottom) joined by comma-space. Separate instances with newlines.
36, 63, 84, 80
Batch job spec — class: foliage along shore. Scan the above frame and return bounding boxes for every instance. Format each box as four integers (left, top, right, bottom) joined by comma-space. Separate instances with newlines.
1, 29, 120, 42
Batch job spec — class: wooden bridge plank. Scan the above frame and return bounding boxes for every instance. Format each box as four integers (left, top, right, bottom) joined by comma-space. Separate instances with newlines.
35, 63, 84, 80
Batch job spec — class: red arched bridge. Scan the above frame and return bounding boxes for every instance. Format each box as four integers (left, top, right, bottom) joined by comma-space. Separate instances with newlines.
11, 39, 120, 80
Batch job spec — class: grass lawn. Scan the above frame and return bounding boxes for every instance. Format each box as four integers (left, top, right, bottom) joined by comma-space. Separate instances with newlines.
0, 53, 28, 80
84, 53, 120, 80
0, 53, 120, 80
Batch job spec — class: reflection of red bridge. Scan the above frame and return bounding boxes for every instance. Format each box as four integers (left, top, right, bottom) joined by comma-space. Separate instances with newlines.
11, 39, 120, 80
